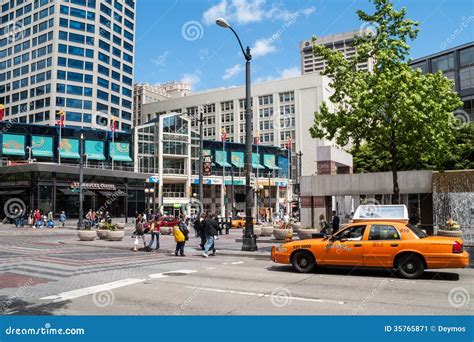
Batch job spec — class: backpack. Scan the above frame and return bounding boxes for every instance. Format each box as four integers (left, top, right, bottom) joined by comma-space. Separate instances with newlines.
179, 222, 190, 240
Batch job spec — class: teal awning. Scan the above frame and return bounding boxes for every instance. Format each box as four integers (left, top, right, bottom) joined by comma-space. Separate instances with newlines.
31, 136, 53, 157
252, 153, 264, 169
231, 152, 244, 168
110, 142, 132, 162
263, 154, 281, 170
2, 133, 25, 156
215, 150, 231, 167
85, 140, 105, 161
59, 138, 80, 159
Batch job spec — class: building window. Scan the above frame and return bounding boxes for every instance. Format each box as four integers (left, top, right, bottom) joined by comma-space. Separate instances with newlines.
279, 91, 294, 102
259, 95, 273, 106
431, 53, 454, 72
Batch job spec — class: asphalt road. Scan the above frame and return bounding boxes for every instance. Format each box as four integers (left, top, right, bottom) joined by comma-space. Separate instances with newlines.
0, 226, 472, 315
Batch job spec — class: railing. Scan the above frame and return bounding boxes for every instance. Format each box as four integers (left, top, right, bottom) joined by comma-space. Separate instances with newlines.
0, 159, 135, 172
163, 191, 186, 198
162, 167, 186, 175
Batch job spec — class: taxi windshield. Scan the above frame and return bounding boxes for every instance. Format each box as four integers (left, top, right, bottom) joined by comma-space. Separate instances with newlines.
407, 224, 428, 238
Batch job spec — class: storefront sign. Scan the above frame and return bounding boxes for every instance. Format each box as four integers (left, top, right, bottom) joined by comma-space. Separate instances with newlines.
301, 196, 312, 208
69, 182, 116, 191
0, 181, 30, 187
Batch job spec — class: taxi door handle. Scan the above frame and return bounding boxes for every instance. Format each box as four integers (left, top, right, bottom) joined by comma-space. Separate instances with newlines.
390, 244, 399, 247
353, 244, 362, 247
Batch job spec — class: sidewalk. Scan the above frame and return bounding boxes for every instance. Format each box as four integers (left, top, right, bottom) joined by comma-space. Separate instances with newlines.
58, 229, 275, 260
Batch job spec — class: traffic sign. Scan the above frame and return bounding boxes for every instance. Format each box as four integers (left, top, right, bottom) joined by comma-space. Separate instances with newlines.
147, 175, 160, 183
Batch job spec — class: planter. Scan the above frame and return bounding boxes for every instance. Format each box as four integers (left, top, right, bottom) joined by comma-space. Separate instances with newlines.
116, 223, 125, 230
98, 222, 106, 229
273, 228, 293, 240
97, 229, 109, 240
243, 227, 262, 237
437, 229, 463, 238
292, 222, 301, 233
260, 226, 273, 237
160, 226, 171, 235
78, 230, 96, 241
107, 230, 125, 241
298, 229, 320, 240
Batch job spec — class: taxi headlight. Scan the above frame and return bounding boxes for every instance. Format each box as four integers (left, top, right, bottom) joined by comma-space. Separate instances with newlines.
276, 246, 288, 253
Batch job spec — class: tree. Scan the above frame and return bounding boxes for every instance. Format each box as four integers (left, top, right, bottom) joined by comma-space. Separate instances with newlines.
309, 0, 463, 203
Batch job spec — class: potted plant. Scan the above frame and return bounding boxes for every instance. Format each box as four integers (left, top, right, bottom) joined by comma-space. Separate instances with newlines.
297, 227, 320, 240
244, 226, 261, 237
97, 223, 111, 240
78, 225, 97, 241
292, 221, 301, 233
105, 223, 125, 241
438, 218, 463, 238
260, 225, 273, 237
273, 226, 293, 240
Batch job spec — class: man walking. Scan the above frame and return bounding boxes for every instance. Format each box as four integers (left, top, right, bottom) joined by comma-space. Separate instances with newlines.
203, 213, 218, 257
331, 210, 340, 235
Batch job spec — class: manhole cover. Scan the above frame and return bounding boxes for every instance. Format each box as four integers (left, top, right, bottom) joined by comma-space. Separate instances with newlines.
162, 272, 188, 276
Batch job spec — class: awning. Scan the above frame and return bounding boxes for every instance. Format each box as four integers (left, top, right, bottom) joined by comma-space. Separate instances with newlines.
31, 136, 53, 157
110, 142, 132, 162
215, 150, 231, 167
85, 140, 106, 161
98, 191, 128, 197
59, 138, 80, 159
231, 152, 244, 168
59, 188, 95, 196
252, 153, 264, 169
2, 133, 25, 156
0, 190, 25, 195
263, 154, 281, 170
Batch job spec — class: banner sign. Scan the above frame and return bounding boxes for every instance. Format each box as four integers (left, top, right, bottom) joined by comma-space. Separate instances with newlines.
70, 182, 116, 191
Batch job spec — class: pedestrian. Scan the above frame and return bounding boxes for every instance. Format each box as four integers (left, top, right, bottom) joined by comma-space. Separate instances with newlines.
19, 209, 25, 228
331, 210, 340, 235
203, 213, 218, 258
197, 213, 207, 250
283, 212, 290, 229
319, 214, 330, 234
59, 211, 67, 228
173, 218, 188, 257
409, 210, 420, 226
13, 208, 19, 227
133, 214, 146, 252
34, 209, 41, 228
147, 216, 160, 252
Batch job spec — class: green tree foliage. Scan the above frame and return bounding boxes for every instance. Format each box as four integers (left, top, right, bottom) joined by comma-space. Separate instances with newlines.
309, 0, 463, 202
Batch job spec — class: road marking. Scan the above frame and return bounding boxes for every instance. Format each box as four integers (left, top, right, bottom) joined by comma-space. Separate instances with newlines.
185, 286, 345, 305
231, 261, 244, 265
40, 270, 199, 302
40, 278, 146, 303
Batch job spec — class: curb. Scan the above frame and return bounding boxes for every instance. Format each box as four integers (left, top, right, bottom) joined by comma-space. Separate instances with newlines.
58, 240, 271, 260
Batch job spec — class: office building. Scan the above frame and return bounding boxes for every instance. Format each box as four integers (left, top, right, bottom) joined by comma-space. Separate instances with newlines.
0, 0, 136, 131
299, 29, 375, 74
409, 42, 474, 122
133, 81, 190, 127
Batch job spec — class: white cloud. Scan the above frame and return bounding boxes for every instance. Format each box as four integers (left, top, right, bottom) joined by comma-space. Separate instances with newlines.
255, 66, 300, 83
181, 72, 201, 87
222, 64, 243, 80
202, 1, 315, 26
203, 0, 227, 25
251, 38, 277, 58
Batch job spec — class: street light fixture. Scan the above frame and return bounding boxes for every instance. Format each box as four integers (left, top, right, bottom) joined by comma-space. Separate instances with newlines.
216, 18, 257, 251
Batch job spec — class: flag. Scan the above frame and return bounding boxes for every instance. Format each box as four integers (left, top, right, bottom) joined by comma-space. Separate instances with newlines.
221, 127, 227, 142
254, 132, 260, 145
0, 104, 4, 121
110, 116, 117, 132
55, 109, 65, 127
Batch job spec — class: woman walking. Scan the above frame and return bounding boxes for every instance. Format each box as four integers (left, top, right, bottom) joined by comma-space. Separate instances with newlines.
133, 214, 147, 252
173, 217, 189, 257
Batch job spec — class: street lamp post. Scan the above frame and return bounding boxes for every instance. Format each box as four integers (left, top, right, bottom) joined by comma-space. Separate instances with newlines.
296, 151, 303, 219
216, 18, 257, 251
78, 133, 84, 230
268, 171, 272, 222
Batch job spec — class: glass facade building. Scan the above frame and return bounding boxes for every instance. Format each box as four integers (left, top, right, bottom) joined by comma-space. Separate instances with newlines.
0, 0, 135, 131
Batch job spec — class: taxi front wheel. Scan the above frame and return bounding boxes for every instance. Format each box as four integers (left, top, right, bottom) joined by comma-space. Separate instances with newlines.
396, 255, 424, 279
291, 251, 316, 273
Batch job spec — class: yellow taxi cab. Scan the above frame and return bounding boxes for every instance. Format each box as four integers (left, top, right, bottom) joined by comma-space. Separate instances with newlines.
231, 216, 256, 228
271, 205, 469, 279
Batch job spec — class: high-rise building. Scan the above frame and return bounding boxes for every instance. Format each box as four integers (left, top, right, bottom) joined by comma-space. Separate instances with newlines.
300, 29, 374, 74
133, 81, 190, 127
410, 42, 474, 122
0, 0, 136, 131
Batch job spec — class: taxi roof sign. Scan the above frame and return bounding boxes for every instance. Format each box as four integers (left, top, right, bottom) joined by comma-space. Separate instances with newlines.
353, 204, 408, 222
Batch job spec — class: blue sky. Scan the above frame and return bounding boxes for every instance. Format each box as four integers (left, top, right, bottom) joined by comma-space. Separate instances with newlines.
134, 0, 474, 91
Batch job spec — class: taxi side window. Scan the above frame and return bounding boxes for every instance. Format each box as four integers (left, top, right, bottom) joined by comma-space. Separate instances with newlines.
369, 225, 400, 240
336, 225, 366, 241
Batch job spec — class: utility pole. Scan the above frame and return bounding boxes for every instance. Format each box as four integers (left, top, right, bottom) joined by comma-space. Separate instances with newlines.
78, 132, 84, 230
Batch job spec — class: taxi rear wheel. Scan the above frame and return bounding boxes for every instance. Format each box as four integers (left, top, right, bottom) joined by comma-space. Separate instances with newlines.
396, 254, 424, 279
291, 251, 316, 273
